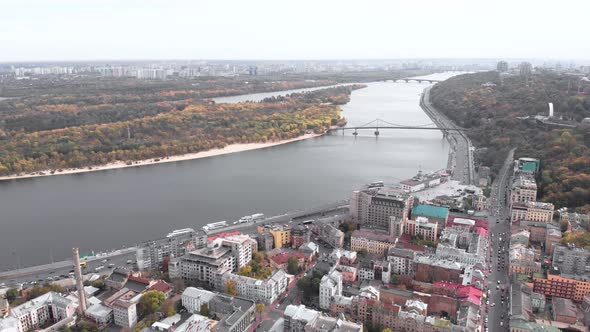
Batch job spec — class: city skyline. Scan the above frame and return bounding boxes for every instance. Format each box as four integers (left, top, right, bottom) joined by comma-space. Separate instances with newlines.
1, 0, 590, 62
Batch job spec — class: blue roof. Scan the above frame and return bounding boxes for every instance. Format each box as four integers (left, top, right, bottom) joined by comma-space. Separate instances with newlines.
411, 204, 449, 219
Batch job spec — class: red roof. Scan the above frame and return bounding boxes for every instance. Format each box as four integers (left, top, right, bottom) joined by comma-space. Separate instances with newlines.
148, 280, 172, 293
128, 275, 150, 285
208, 231, 240, 241
456, 286, 482, 306
474, 226, 488, 237
433, 281, 462, 291
270, 252, 305, 265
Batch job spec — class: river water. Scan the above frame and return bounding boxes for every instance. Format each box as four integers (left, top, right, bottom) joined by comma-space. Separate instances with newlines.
0, 72, 459, 270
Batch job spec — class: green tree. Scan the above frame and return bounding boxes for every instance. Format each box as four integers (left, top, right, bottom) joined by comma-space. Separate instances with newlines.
139, 290, 166, 314
287, 257, 300, 274
5, 288, 18, 303
200, 303, 209, 317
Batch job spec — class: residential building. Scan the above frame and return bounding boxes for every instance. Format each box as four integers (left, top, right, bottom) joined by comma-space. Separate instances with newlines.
552, 245, 590, 276
351, 230, 396, 256
284, 304, 362, 332
291, 225, 311, 249
258, 224, 291, 249
510, 174, 537, 206
174, 313, 217, 332
181, 287, 215, 314
314, 223, 344, 248
112, 299, 138, 328
350, 188, 412, 234
319, 270, 342, 309
137, 229, 207, 271
552, 297, 577, 324
179, 246, 235, 287
414, 255, 464, 283
257, 231, 274, 251
337, 265, 357, 283
411, 204, 449, 234
404, 216, 438, 241
0, 298, 9, 317
511, 203, 529, 223
147, 280, 172, 298
85, 303, 113, 329
497, 61, 509, 72
387, 247, 415, 275
526, 201, 554, 223
269, 252, 307, 271
208, 294, 255, 332
9, 292, 76, 332
435, 227, 487, 268
545, 228, 562, 255
212, 234, 254, 270
105, 267, 131, 290
220, 270, 288, 304
533, 267, 590, 302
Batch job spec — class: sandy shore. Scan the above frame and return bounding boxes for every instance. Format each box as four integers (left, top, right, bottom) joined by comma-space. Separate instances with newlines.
0, 133, 323, 181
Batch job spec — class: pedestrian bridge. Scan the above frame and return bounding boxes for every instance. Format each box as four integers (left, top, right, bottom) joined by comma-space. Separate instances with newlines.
327, 118, 468, 137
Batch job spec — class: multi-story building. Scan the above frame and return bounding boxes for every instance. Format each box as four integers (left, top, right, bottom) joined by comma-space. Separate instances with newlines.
179, 247, 235, 287
137, 228, 206, 271
526, 201, 554, 223
220, 270, 288, 304
9, 292, 76, 332
515, 157, 540, 174
213, 234, 254, 270
511, 203, 529, 223
257, 231, 274, 251
387, 247, 415, 276
404, 217, 438, 241
258, 224, 291, 249
411, 204, 449, 235
414, 255, 464, 284
314, 223, 344, 248
208, 294, 256, 332
319, 270, 343, 309
533, 268, 590, 302
435, 227, 486, 268
112, 299, 137, 328
284, 304, 362, 332
351, 230, 397, 256
552, 297, 578, 324
85, 303, 113, 329
510, 173, 537, 207
350, 188, 412, 234
552, 245, 590, 276
181, 287, 215, 314
291, 225, 311, 249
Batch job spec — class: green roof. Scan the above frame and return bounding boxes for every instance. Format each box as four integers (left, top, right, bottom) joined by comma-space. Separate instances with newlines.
411, 204, 449, 220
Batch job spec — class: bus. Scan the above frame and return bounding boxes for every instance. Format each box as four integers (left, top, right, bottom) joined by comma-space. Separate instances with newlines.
79, 262, 87, 268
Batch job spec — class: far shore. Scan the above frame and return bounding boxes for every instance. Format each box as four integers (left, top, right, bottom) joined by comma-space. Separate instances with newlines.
0, 132, 324, 182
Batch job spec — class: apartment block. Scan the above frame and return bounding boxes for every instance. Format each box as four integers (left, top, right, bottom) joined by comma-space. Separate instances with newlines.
137, 228, 207, 271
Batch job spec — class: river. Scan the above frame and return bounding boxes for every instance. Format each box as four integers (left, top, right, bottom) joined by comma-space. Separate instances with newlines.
0, 72, 460, 270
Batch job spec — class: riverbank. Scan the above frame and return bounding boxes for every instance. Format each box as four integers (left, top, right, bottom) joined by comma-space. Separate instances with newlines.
0, 133, 323, 182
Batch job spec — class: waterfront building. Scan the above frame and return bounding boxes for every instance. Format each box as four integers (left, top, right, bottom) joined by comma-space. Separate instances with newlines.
257, 231, 274, 251
220, 269, 288, 304
182, 287, 215, 314
313, 223, 344, 248
212, 234, 254, 270
291, 224, 311, 249
136, 229, 206, 271
350, 188, 412, 234
319, 270, 343, 309
112, 299, 138, 328
179, 247, 235, 287
258, 224, 291, 249
208, 294, 256, 332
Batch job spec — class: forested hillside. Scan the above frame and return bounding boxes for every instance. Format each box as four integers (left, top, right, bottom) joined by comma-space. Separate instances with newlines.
0, 85, 365, 176
430, 71, 590, 212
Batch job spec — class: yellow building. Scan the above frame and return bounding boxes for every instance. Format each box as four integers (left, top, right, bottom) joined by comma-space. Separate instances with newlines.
258, 225, 291, 249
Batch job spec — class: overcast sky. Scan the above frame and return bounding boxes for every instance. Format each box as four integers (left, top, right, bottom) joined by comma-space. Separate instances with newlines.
1, 0, 589, 62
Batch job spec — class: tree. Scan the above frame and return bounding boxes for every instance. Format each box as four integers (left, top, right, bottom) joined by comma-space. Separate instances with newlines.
160, 301, 176, 317
5, 288, 18, 303
200, 303, 209, 317
255, 303, 265, 318
226, 280, 238, 296
139, 290, 166, 314
382, 329, 393, 332
287, 257, 300, 275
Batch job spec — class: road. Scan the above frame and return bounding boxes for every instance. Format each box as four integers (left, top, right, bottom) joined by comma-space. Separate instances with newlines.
1, 200, 349, 290
485, 148, 515, 332
420, 86, 476, 185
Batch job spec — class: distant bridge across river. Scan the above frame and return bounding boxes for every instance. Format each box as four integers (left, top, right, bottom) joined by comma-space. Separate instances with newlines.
327, 118, 469, 137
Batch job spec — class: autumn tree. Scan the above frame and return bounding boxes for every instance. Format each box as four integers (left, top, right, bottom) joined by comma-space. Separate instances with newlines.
226, 280, 238, 296
200, 303, 209, 317
139, 290, 166, 314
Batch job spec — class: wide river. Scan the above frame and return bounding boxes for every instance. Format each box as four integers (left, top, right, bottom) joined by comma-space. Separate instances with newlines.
0, 72, 460, 270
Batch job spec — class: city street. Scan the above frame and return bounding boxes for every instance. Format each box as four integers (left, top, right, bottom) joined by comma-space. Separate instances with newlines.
485, 148, 515, 332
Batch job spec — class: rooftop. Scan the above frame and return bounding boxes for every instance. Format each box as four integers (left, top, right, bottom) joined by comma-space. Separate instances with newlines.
352, 230, 396, 243
86, 303, 113, 318
147, 280, 172, 293
412, 204, 449, 220
284, 304, 319, 323
182, 287, 215, 302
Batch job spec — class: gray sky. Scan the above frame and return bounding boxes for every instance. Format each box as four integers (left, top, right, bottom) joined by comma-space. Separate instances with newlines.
1, 0, 589, 62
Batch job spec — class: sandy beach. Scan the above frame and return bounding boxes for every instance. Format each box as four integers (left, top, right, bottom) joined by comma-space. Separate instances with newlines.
0, 133, 323, 181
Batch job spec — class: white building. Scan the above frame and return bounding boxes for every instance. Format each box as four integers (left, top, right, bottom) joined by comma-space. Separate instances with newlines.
182, 287, 215, 314
179, 247, 236, 287
213, 234, 254, 270
221, 270, 288, 304
10, 292, 76, 332
319, 270, 342, 310
112, 299, 137, 328
85, 303, 113, 328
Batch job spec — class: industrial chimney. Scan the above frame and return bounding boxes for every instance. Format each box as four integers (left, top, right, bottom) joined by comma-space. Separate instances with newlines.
72, 247, 87, 313
548, 102, 554, 118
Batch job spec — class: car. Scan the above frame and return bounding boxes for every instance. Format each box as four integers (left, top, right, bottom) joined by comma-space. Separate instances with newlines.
500, 322, 504, 327
101, 259, 108, 263
496, 285, 499, 290
491, 303, 495, 307
497, 280, 500, 284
